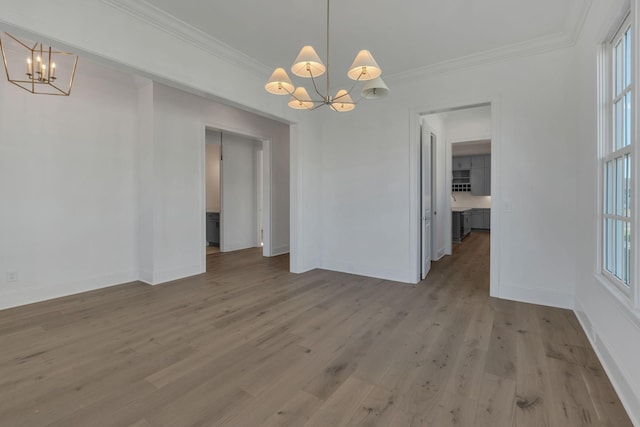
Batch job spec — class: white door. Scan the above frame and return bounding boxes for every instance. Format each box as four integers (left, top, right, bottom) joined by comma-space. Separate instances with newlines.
220, 133, 260, 252
421, 127, 432, 279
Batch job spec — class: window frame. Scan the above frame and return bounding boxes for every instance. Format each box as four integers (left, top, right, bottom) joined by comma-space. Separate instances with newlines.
599, 11, 638, 303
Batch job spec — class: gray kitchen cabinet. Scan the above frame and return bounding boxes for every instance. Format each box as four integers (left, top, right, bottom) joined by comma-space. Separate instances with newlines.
484, 154, 491, 195
471, 155, 484, 169
470, 154, 491, 196
453, 156, 471, 171
471, 209, 484, 229
206, 212, 220, 246
484, 165, 491, 195
452, 154, 491, 195
452, 209, 472, 243
470, 208, 491, 230
471, 168, 485, 196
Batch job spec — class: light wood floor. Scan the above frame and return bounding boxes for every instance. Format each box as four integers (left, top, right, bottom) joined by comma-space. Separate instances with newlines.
206, 245, 220, 255
0, 232, 632, 426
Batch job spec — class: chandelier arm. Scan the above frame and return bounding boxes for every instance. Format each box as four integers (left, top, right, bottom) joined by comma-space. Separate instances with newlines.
331, 68, 366, 103
310, 102, 328, 111
337, 72, 364, 101
309, 72, 326, 100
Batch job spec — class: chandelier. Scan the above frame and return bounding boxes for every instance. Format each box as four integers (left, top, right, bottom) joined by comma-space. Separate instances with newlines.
264, 0, 389, 112
0, 33, 78, 96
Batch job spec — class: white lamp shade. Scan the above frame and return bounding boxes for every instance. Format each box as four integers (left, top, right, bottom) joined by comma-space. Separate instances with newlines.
291, 46, 326, 78
265, 68, 294, 95
288, 87, 314, 110
347, 50, 381, 81
330, 89, 355, 112
361, 77, 389, 99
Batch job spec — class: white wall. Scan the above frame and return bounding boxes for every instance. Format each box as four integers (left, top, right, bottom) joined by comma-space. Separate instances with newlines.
0, 66, 291, 308
573, 0, 640, 424
205, 130, 221, 213
444, 105, 492, 142
221, 133, 260, 252
0, 60, 139, 310
301, 44, 578, 308
140, 82, 290, 284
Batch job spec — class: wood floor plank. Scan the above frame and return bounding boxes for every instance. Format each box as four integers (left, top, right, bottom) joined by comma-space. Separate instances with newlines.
475, 373, 517, 426
0, 233, 632, 426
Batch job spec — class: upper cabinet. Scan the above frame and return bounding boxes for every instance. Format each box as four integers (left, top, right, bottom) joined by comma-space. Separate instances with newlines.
453, 154, 491, 196
452, 156, 472, 171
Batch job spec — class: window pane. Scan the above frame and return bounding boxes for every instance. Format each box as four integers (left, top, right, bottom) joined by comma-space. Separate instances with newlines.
625, 91, 632, 147
625, 27, 632, 88
604, 18, 633, 292
605, 218, 614, 273
605, 160, 614, 214
616, 156, 623, 215
615, 98, 624, 150
615, 38, 624, 95
623, 221, 631, 285
624, 154, 632, 217
605, 218, 632, 287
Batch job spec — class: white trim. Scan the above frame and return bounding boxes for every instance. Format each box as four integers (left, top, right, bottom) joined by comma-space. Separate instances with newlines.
387, 33, 575, 83
321, 258, 415, 285
105, 0, 589, 87
261, 140, 273, 257
289, 123, 306, 273
410, 95, 501, 297
138, 269, 154, 285
563, 0, 593, 42
498, 283, 574, 310
593, 273, 640, 328
575, 301, 640, 427
149, 264, 203, 285
223, 240, 262, 253
597, 9, 638, 305
272, 245, 290, 256
0, 270, 138, 310
447, 135, 492, 144
100, 0, 270, 78
201, 121, 276, 259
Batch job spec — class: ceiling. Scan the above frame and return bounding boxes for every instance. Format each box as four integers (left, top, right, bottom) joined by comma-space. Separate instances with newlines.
144, 0, 587, 84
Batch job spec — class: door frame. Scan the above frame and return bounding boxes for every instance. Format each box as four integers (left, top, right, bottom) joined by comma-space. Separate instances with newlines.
409, 97, 501, 299
201, 123, 273, 269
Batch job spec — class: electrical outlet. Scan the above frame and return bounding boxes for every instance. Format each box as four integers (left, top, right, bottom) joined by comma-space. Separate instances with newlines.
6, 271, 18, 282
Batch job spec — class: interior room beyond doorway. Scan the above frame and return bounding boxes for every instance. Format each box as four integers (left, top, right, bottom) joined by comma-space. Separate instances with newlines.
205, 128, 264, 266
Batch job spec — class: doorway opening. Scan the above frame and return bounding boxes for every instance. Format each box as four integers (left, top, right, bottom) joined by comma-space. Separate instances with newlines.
204, 128, 266, 268
417, 102, 495, 294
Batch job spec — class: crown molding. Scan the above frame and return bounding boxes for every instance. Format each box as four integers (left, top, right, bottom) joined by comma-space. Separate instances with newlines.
100, 0, 271, 78
386, 32, 576, 83
564, 0, 593, 43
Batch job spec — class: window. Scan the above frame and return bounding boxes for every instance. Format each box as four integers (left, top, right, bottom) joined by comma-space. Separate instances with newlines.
602, 14, 633, 293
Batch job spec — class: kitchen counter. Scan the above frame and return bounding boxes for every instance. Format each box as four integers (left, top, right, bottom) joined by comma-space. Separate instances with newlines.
452, 207, 472, 212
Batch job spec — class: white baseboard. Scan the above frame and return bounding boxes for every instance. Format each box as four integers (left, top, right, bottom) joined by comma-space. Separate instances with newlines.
138, 268, 154, 285
321, 258, 415, 284
271, 245, 290, 256
150, 263, 204, 285
0, 269, 138, 311
433, 247, 447, 261
223, 240, 259, 253
498, 283, 574, 309
575, 303, 640, 427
